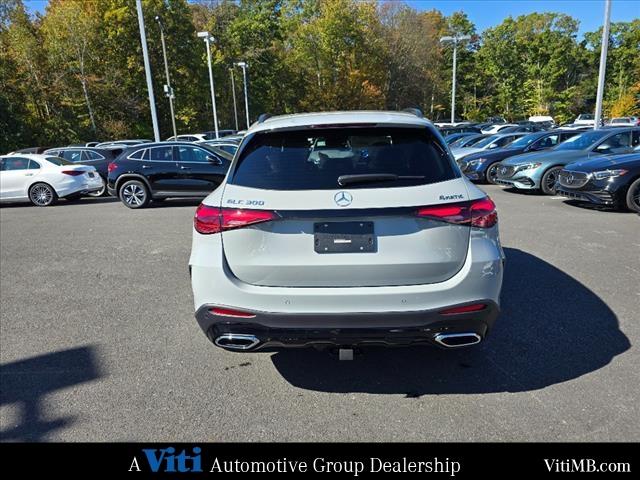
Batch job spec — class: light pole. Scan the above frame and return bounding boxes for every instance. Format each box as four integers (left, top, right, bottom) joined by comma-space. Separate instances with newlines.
197, 31, 219, 139
593, 0, 612, 130
135, 0, 160, 142
440, 35, 471, 124
155, 16, 177, 139
235, 61, 250, 129
230, 68, 239, 131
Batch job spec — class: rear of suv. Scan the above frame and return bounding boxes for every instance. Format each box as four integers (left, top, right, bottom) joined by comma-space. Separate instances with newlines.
189, 111, 505, 352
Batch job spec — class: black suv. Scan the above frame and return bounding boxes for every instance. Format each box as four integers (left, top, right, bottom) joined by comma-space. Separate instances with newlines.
107, 142, 233, 208
44, 146, 118, 196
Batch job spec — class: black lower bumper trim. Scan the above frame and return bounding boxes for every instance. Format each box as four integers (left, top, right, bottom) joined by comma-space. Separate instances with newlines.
195, 302, 499, 351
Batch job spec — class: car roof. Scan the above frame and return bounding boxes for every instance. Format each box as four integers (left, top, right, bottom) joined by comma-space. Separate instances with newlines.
493, 132, 526, 137
247, 111, 432, 134
1, 153, 53, 160
120, 141, 234, 160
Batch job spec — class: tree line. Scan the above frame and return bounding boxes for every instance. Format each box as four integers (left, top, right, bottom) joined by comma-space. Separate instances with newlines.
1, 0, 638, 152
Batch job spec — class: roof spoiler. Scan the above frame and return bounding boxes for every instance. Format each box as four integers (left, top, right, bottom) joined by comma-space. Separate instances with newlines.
402, 108, 424, 118
256, 113, 272, 124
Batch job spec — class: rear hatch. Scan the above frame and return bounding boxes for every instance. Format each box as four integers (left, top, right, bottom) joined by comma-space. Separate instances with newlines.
220, 126, 473, 287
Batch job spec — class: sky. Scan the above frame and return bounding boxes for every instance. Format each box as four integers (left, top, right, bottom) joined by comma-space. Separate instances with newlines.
22, 0, 640, 38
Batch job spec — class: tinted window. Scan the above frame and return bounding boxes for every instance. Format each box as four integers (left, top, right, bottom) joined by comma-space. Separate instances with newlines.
28, 159, 41, 169
129, 148, 146, 160
83, 150, 104, 161
177, 146, 211, 163
461, 135, 487, 147
473, 135, 501, 148
495, 136, 517, 147
149, 147, 173, 161
532, 134, 559, 149
596, 132, 632, 153
61, 149, 83, 163
219, 145, 237, 154
2, 157, 30, 170
231, 127, 456, 190
509, 134, 539, 148
555, 131, 609, 151
45, 156, 73, 166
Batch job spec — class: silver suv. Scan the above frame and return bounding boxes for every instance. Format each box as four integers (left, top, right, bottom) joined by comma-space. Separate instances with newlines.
189, 111, 505, 352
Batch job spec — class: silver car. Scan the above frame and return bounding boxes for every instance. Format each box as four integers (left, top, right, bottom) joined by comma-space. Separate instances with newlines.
189, 111, 505, 353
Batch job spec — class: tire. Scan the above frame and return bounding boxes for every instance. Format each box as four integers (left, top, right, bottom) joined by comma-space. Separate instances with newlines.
118, 179, 150, 209
87, 176, 107, 197
540, 166, 563, 195
28, 182, 58, 207
485, 162, 500, 184
626, 178, 640, 213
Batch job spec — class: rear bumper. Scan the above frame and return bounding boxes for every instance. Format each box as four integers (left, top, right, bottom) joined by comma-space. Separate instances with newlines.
58, 181, 103, 198
196, 301, 499, 350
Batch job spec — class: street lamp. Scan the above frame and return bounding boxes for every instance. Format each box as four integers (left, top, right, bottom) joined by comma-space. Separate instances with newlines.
135, 0, 160, 141
593, 0, 612, 130
155, 16, 177, 139
235, 61, 250, 129
197, 31, 219, 139
440, 34, 471, 124
229, 68, 239, 131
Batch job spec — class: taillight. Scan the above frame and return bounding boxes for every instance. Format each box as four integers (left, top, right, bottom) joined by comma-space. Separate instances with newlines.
61, 170, 84, 176
107, 162, 117, 173
440, 303, 487, 315
416, 197, 497, 228
209, 307, 256, 318
194, 205, 279, 234
469, 197, 498, 228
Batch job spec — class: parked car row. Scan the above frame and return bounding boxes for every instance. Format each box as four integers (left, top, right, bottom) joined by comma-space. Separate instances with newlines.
454, 126, 640, 212
3, 118, 638, 213
1, 131, 242, 207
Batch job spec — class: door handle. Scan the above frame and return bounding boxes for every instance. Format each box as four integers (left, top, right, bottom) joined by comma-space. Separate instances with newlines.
24, 173, 34, 177
142, 165, 152, 169
180, 166, 191, 170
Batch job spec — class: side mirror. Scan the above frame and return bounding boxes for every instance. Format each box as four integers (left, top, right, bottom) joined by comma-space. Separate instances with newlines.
596, 144, 611, 152
207, 155, 222, 165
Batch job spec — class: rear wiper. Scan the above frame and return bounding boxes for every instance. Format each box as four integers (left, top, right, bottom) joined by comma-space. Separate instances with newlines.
337, 173, 425, 186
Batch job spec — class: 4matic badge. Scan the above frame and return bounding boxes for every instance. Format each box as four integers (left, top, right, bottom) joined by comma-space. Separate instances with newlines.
439, 194, 464, 201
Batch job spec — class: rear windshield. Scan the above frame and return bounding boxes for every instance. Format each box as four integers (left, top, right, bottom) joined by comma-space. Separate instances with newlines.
230, 127, 456, 190
45, 156, 73, 166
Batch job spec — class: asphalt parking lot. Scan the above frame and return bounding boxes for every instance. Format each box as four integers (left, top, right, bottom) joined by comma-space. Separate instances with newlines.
1, 185, 639, 442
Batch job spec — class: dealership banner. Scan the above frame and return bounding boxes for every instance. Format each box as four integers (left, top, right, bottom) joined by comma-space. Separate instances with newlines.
0, 443, 634, 476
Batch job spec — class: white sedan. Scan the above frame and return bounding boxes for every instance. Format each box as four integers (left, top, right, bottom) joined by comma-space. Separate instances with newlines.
0, 154, 103, 206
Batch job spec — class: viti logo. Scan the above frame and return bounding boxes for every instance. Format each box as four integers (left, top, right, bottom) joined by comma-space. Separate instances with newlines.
129, 446, 203, 473
334, 191, 353, 207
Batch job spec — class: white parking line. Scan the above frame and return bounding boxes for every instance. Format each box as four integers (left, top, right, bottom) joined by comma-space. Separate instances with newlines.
550, 196, 566, 199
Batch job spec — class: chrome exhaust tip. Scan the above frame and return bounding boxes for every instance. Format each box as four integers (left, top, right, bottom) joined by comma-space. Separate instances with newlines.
434, 333, 482, 348
214, 334, 260, 351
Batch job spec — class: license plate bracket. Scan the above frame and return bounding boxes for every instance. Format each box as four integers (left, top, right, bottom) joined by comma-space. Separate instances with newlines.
314, 221, 375, 254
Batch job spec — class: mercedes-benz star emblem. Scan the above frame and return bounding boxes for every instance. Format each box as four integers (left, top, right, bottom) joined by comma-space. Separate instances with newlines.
334, 191, 353, 207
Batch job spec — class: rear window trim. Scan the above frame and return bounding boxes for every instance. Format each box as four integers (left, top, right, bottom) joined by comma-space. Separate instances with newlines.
228, 124, 458, 189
